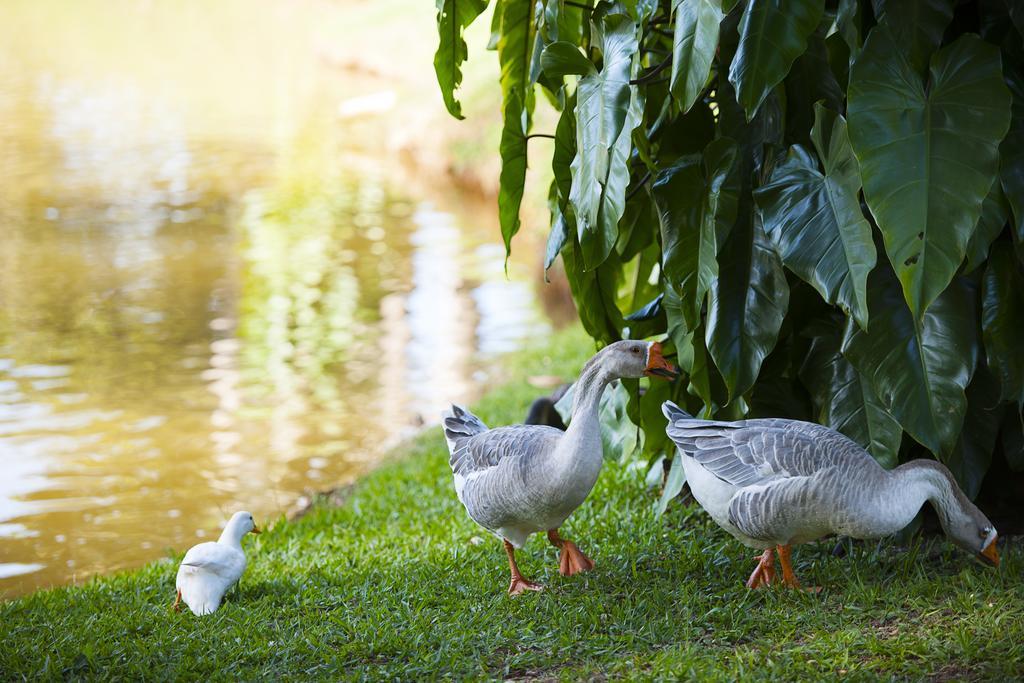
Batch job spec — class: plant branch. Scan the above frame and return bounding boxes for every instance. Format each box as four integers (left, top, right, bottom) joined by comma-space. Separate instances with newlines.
526, 134, 556, 140
624, 170, 653, 202
629, 57, 671, 85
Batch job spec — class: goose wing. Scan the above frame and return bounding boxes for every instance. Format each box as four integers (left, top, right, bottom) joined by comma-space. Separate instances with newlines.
450, 424, 563, 480
663, 403, 870, 489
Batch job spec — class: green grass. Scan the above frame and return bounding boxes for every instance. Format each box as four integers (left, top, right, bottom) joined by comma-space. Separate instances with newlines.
2, 326, 1022, 681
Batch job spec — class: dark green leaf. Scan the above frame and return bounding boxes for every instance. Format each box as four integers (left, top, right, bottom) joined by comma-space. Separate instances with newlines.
1000, 69, 1024, 261
552, 96, 577, 202
654, 138, 739, 331
545, 208, 570, 272
669, 0, 724, 113
540, 41, 595, 79
842, 265, 978, 459
433, 0, 490, 120
782, 30, 844, 147
877, 0, 954, 77
706, 211, 790, 402
657, 453, 687, 516
532, 0, 585, 87
496, 0, 537, 259
755, 104, 876, 330
964, 182, 1010, 274
625, 294, 663, 321
981, 241, 1024, 408
833, 0, 862, 63
946, 363, 1002, 499
727, 0, 824, 121
561, 237, 624, 344
1002, 407, 1024, 471
848, 30, 1012, 318
800, 317, 902, 468
569, 12, 641, 270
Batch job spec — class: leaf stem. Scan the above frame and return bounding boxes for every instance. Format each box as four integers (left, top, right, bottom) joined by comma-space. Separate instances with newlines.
624, 171, 653, 202
629, 57, 672, 85
563, 1, 593, 10
525, 133, 556, 140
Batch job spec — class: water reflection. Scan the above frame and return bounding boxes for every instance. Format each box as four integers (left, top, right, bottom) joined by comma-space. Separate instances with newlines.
0, 12, 552, 598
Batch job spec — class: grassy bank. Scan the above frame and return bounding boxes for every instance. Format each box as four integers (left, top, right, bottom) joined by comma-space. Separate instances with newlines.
2, 326, 1022, 681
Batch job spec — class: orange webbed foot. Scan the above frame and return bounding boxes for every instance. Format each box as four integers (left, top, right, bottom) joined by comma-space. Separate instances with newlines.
508, 576, 544, 596
558, 541, 594, 576
745, 548, 775, 589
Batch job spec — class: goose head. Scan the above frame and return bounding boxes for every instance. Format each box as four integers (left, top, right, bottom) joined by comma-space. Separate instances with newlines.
598, 340, 678, 380
942, 504, 999, 568
223, 511, 261, 543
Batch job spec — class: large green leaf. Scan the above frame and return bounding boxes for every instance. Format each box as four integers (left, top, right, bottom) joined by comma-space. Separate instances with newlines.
657, 454, 687, 516
531, 0, 584, 87
496, 0, 536, 260
800, 318, 902, 468
946, 363, 1002, 499
706, 211, 790, 402
981, 241, 1024, 407
963, 182, 1010, 274
782, 30, 843, 147
653, 138, 739, 331
1000, 69, 1024, 260
876, 0, 954, 77
726, 0, 824, 121
545, 198, 570, 273
561, 236, 624, 344
568, 12, 640, 270
755, 104, 876, 330
668, 0, 724, 113
841, 265, 978, 459
847, 30, 1012, 318
433, 0, 490, 120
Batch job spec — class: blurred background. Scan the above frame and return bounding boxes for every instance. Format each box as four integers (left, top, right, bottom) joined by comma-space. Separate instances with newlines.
0, 0, 571, 597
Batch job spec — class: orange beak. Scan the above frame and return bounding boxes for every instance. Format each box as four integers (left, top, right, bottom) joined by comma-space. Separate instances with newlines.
980, 536, 999, 567
644, 342, 678, 379
251, 524, 262, 535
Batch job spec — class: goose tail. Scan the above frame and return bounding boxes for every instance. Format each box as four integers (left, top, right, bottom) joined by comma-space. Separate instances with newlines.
661, 400, 694, 423
441, 405, 488, 455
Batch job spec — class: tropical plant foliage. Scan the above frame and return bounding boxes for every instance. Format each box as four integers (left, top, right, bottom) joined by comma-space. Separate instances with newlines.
435, 0, 1024, 505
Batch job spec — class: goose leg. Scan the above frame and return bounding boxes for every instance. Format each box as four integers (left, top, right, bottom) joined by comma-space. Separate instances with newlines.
547, 529, 595, 576
745, 548, 775, 589
172, 589, 182, 612
504, 540, 543, 596
776, 544, 821, 592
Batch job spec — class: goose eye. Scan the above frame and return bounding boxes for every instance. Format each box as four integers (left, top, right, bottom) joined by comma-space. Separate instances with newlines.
632, 347, 641, 354
979, 526, 991, 538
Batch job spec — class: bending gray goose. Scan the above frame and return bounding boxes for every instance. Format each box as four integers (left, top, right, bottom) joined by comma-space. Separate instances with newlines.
443, 340, 677, 595
662, 402, 999, 589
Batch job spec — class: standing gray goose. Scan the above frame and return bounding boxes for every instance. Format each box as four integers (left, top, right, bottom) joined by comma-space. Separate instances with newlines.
662, 402, 1000, 589
444, 340, 677, 595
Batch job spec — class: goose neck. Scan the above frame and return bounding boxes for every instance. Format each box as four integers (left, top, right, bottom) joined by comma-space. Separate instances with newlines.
890, 460, 964, 526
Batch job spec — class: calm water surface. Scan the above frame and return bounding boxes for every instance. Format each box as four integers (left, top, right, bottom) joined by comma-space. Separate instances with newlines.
0, 0, 553, 597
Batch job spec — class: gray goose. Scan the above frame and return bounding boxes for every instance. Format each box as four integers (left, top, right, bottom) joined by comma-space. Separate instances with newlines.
662, 402, 999, 589
443, 340, 677, 595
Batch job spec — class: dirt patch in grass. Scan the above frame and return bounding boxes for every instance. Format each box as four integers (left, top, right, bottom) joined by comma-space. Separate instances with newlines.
928, 662, 978, 682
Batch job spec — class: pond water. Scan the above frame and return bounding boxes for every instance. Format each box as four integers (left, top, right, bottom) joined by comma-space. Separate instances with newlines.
0, 0, 556, 597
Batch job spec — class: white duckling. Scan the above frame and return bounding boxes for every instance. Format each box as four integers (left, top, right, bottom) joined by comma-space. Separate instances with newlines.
173, 511, 260, 615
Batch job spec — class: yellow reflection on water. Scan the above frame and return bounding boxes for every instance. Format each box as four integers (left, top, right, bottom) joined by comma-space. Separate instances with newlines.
0, 0, 552, 597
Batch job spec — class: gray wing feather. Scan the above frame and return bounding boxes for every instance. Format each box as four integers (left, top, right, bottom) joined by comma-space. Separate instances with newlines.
450, 425, 562, 478
664, 404, 875, 489
727, 469, 842, 543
